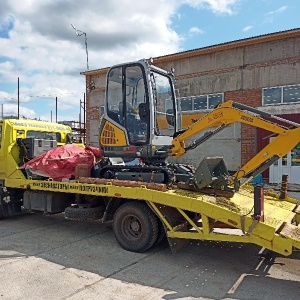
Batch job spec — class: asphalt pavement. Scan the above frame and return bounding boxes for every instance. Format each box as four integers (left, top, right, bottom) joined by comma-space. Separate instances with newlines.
0, 209, 300, 300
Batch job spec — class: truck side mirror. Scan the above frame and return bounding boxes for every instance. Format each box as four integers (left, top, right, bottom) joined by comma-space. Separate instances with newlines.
138, 103, 149, 122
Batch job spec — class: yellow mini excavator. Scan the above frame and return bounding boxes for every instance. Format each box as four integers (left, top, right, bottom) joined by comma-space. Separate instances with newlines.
98, 59, 300, 193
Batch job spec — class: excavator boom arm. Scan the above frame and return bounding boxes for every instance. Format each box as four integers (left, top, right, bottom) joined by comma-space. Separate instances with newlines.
170, 100, 300, 182
233, 128, 300, 181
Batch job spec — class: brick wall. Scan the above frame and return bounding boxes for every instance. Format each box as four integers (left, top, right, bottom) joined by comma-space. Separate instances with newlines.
225, 89, 261, 166
85, 75, 91, 145
85, 74, 105, 145
86, 106, 100, 145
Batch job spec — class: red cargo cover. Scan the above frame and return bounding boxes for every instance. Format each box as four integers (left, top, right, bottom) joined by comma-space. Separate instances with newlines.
20, 144, 97, 181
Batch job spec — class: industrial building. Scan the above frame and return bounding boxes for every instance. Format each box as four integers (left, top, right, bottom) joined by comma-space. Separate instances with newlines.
82, 28, 300, 183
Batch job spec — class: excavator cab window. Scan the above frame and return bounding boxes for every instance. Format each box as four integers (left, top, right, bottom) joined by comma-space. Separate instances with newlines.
124, 66, 148, 144
106, 64, 148, 145
150, 71, 175, 137
106, 67, 123, 125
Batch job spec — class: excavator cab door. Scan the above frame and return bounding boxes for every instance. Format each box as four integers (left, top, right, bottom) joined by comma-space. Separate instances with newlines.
100, 63, 149, 149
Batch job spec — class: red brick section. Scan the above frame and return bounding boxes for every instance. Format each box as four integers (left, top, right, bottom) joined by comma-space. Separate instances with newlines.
176, 67, 239, 80
85, 75, 100, 145
85, 106, 100, 145
225, 89, 261, 167
175, 56, 300, 81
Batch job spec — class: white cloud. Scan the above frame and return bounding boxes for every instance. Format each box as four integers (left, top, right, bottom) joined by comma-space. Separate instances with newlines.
268, 5, 288, 16
188, 26, 204, 36
0, 1, 182, 120
242, 25, 253, 32
265, 5, 288, 23
1, 103, 36, 119
183, 0, 240, 15
0, 0, 241, 120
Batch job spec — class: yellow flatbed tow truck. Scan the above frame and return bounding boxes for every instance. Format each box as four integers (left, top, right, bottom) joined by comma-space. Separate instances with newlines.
4, 175, 300, 256
1, 60, 300, 256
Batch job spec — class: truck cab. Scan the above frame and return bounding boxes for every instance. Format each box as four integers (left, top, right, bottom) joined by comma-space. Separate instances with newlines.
0, 119, 74, 181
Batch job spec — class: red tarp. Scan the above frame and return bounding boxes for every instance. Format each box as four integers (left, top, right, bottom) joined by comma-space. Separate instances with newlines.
20, 144, 101, 181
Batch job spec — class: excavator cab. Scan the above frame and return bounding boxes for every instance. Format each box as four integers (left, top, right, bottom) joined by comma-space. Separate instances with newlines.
99, 59, 178, 163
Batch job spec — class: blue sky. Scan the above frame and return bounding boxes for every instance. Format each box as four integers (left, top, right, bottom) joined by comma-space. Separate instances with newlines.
173, 0, 299, 50
0, 0, 299, 121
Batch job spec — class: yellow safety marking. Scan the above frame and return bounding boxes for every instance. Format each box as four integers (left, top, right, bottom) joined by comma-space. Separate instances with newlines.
100, 121, 127, 146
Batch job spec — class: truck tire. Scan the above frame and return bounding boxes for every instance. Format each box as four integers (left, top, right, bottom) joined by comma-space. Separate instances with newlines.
64, 206, 105, 221
113, 201, 159, 253
154, 218, 166, 246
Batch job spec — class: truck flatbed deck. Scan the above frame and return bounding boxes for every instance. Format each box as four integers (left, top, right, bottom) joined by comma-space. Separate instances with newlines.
6, 177, 300, 256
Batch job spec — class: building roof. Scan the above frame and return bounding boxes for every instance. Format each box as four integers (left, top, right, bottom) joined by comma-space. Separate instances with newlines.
81, 27, 300, 76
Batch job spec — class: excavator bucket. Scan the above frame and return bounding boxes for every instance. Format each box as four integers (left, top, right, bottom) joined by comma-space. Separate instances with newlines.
193, 157, 230, 190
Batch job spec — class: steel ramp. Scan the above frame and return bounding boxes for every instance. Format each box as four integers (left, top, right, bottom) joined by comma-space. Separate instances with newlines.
148, 186, 300, 256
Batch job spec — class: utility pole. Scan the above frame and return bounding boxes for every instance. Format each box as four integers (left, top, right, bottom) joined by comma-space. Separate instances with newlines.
79, 101, 82, 143
17, 77, 20, 119
80, 95, 86, 144
83, 93, 86, 143
55, 97, 58, 122
71, 24, 89, 70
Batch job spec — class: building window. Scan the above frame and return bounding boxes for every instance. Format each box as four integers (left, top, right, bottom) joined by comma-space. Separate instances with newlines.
180, 97, 193, 111
208, 94, 223, 109
180, 93, 223, 111
283, 85, 300, 103
194, 96, 207, 110
263, 84, 300, 105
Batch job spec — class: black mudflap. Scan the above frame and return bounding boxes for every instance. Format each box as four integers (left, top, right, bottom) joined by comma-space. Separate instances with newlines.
153, 204, 191, 253
0, 202, 22, 219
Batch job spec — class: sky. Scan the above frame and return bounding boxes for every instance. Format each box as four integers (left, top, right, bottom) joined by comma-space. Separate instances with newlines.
0, 0, 299, 122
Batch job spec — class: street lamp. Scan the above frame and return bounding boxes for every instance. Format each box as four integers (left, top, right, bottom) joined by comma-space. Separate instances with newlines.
71, 24, 89, 70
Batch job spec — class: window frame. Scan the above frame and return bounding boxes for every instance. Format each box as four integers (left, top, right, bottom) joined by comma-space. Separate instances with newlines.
262, 83, 300, 106
179, 93, 224, 112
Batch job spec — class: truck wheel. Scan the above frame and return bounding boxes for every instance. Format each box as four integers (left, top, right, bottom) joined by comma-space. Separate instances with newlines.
113, 202, 159, 253
64, 206, 105, 221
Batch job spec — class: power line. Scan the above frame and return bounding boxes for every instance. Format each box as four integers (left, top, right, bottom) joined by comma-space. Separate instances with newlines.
1, 91, 84, 101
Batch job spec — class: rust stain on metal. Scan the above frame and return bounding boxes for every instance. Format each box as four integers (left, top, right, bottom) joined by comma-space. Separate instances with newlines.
78, 177, 167, 192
